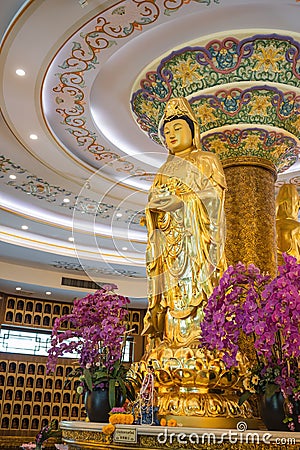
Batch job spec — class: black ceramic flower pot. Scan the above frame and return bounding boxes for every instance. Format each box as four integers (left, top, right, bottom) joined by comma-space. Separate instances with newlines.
84, 389, 111, 423
84, 388, 125, 423
260, 392, 300, 431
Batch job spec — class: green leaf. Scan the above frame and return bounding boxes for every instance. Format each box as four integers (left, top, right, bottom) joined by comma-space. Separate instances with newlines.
112, 360, 121, 376
238, 390, 252, 405
283, 417, 292, 423
117, 378, 127, 398
93, 369, 108, 378
83, 368, 93, 391
93, 374, 108, 383
109, 378, 116, 409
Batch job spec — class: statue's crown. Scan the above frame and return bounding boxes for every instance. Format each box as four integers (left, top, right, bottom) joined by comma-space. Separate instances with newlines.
163, 97, 195, 121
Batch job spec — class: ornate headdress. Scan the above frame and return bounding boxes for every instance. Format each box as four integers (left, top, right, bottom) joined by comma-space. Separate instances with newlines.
159, 97, 201, 150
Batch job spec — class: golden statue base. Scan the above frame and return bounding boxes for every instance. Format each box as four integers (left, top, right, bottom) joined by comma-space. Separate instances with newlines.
159, 390, 255, 425
134, 340, 256, 427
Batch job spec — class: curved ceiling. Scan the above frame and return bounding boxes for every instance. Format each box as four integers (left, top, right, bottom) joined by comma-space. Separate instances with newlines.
0, 0, 299, 305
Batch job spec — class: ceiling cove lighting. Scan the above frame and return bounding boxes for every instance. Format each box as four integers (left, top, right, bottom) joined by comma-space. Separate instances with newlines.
0, 195, 147, 242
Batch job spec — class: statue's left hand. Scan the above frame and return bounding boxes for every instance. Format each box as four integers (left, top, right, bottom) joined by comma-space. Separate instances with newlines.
148, 195, 183, 212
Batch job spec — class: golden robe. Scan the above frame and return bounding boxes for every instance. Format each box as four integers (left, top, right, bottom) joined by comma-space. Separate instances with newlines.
143, 148, 227, 347
276, 184, 300, 264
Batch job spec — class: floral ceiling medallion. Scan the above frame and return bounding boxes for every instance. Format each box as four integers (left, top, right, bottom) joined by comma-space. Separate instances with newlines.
130, 31, 300, 172
44, 0, 220, 177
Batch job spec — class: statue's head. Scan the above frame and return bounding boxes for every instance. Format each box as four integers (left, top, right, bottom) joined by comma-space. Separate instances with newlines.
159, 97, 201, 154
163, 116, 194, 155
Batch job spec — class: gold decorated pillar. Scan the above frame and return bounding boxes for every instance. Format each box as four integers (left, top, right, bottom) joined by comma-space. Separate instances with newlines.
201, 127, 300, 278
222, 156, 277, 277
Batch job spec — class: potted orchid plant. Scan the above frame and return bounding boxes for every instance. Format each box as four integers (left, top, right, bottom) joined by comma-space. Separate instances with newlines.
200, 254, 300, 431
46, 284, 136, 422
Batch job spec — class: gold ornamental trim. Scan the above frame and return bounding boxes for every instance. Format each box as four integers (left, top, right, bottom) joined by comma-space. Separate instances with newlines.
222, 156, 277, 178
62, 428, 112, 445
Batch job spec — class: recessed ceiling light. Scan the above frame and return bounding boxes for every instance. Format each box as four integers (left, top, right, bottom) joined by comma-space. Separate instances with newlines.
45, 291, 52, 295
29, 134, 38, 140
16, 287, 22, 291
68, 237, 74, 242
63, 198, 70, 203
21, 225, 29, 230
9, 174, 17, 180
116, 213, 123, 218
16, 69, 26, 76
122, 246, 128, 251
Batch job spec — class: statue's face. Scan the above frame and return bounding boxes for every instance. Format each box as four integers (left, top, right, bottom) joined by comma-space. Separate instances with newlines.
164, 119, 193, 154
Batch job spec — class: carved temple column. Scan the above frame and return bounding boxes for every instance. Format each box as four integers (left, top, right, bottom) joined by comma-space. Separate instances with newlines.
201, 126, 299, 278
222, 156, 277, 277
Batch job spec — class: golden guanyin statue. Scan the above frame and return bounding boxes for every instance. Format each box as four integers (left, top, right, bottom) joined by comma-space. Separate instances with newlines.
276, 183, 300, 264
142, 97, 227, 347
138, 97, 254, 427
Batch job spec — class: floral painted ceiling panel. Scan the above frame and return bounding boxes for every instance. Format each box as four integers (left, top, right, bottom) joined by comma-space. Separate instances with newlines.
131, 32, 300, 172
